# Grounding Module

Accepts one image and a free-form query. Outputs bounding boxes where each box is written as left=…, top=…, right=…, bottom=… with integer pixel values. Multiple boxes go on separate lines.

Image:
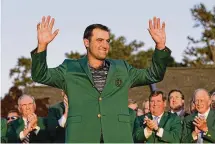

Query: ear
left=208, top=99, right=212, bottom=106
left=182, top=99, right=184, bottom=104
left=33, top=103, right=36, bottom=111
left=18, top=105, right=21, bottom=113
left=83, top=38, right=90, bottom=48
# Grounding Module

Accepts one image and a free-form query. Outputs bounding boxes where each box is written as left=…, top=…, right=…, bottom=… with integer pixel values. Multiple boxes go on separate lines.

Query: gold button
left=99, top=97, right=102, bottom=101
left=98, top=114, right=101, bottom=118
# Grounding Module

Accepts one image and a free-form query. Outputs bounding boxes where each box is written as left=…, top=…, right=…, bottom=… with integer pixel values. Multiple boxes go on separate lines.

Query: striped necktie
left=197, top=115, right=205, bottom=143
left=22, top=120, right=30, bottom=144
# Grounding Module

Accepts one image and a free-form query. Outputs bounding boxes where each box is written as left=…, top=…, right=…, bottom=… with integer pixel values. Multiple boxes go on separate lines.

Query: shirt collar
left=88, top=60, right=109, bottom=70
left=171, top=109, right=184, bottom=116
left=198, top=108, right=210, bottom=119
left=22, top=117, right=28, bottom=126
left=152, top=112, right=164, bottom=119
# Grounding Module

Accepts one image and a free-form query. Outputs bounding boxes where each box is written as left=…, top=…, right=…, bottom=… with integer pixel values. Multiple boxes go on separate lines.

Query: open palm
left=148, top=17, right=166, bottom=49
left=37, top=16, right=59, bottom=46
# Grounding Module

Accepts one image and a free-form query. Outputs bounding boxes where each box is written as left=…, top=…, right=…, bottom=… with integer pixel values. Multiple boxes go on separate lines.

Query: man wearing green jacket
left=182, top=89, right=215, bottom=143
left=47, top=91, right=68, bottom=143
left=133, top=91, right=182, bottom=143
left=7, top=95, right=49, bottom=143
left=31, top=16, right=171, bottom=143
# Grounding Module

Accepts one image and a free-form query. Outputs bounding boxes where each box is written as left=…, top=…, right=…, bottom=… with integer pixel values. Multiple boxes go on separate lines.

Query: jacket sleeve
left=6, top=122, right=20, bottom=143
left=133, top=116, right=149, bottom=143
left=202, top=124, right=215, bottom=142
left=47, top=107, right=60, bottom=138
left=125, top=47, right=171, bottom=88
left=159, top=116, right=182, bottom=143
left=31, top=48, right=67, bottom=90
left=181, top=117, right=197, bottom=143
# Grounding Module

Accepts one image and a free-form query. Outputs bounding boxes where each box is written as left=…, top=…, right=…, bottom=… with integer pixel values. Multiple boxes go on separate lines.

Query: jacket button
left=98, top=114, right=101, bottom=118
left=99, top=97, right=102, bottom=101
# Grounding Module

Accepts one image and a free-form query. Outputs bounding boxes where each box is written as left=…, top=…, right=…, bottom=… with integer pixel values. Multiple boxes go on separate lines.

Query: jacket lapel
left=78, top=56, right=94, bottom=85
left=207, top=109, right=215, bottom=128
left=101, top=59, right=117, bottom=96
left=16, top=118, right=25, bottom=135
left=159, top=112, right=169, bottom=128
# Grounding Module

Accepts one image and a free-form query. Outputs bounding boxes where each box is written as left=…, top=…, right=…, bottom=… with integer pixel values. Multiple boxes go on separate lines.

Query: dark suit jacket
left=47, top=102, right=65, bottom=143
left=31, top=48, right=171, bottom=143
left=6, top=117, right=49, bottom=143
left=133, top=111, right=182, bottom=143
left=181, top=109, right=215, bottom=143
left=1, top=118, right=7, bottom=143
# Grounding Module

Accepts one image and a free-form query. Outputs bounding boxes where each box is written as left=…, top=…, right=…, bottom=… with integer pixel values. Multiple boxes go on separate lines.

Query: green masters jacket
left=1, top=118, right=7, bottom=143
left=47, top=102, right=65, bottom=143
left=181, top=109, right=215, bottom=143
left=7, top=117, right=49, bottom=143
left=129, top=108, right=137, bottom=133
left=133, top=112, right=182, bottom=143
left=31, top=47, right=171, bottom=143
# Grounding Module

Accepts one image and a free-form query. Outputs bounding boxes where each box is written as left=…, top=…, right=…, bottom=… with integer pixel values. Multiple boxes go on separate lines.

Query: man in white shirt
left=168, top=89, right=189, bottom=119
left=7, top=94, right=49, bottom=143
left=133, top=90, right=182, bottom=143
left=182, top=88, right=215, bottom=143
left=47, top=90, right=68, bottom=143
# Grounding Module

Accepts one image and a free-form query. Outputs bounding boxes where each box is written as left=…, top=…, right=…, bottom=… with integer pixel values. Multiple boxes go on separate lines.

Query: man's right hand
left=37, top=16, right=59, bottom=53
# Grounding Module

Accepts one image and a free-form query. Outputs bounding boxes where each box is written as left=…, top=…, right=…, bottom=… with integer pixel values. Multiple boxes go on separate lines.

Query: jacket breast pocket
left=118, top=114, right=130, bottom=123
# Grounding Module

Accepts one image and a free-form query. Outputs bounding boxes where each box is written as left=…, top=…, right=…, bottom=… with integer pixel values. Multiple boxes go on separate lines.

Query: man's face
left=169, top=91, right=184, bottom=111
left=143, top=101, right=150, bottom=114
left=150, top=94, right=166, bottom=116
left=128, top=103, right=138, bottom=111
left=194, top=90, right=211, bottom=114
left=18, top=96, right=36, bottom=118
left=84, top=28, right=110, bottom=60
left=211, top=95, right=215, bottom=109
left=7, top=112, right=19, bottom=124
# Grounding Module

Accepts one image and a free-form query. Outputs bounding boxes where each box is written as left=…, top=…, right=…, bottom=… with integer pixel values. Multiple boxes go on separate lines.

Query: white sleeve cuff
left=156, top=128, right=164, bottom=137
left=34, top=126, right=40, bottom=135
left=144, top=127, right=152, bottom=139
left=58, top=115, right=67, bottom=128
left=19, top=131, right=25, bottom=141
left=192, top=132, right=198, bottom=140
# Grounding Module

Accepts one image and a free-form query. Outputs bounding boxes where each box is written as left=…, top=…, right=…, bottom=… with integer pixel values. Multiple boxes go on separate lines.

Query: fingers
left=51, top=29, right=59, bottom=39
left=153, top=17, right=157, bottom=29
left=162, top=22, right=165, bottom=31
left=45, top=16, right=51, bottom=28
left=41, top=16, right=45, bottom=28
left=148, top=17, right=163, bottom=30
left=37, top=23, right=41, bottom=31
left=49, top=18, right=55, bottom=30
left=40, top=15, right=55, bottom=30
left=157, top=18, right=160, bottom=29
left=149, top=20, right=153, bottom=30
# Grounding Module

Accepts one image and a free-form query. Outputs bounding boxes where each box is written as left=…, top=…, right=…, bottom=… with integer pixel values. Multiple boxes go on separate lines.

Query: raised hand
left=148, top=17, right=166, bottom=50
left=37, top=16, right=59, bottom=52
left=27, top=113, right=38, bottom=130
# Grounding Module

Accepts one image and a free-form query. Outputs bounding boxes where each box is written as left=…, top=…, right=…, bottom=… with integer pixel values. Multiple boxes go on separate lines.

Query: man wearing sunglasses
left=6, top=110, right=20, bottom=124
